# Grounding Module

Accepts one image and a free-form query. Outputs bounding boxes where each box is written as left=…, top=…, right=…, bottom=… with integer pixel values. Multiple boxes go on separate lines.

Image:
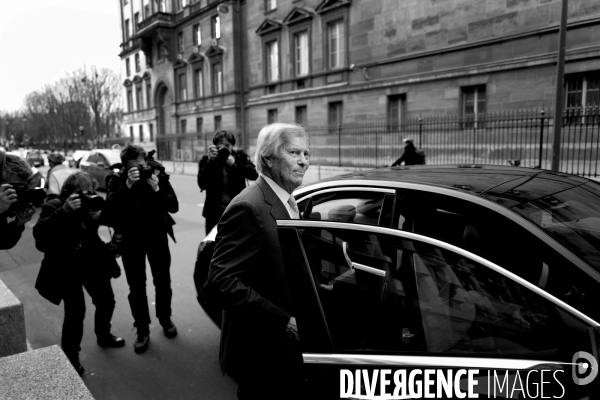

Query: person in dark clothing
left=197, top=130, right=258, bottom=234
left=104, top=144, right=179, bottom=354
left=0, top=152, right=37, bottom=249
left=33, top=172, right=125, bottom=376
left=391, top=138, right=426, bottom=166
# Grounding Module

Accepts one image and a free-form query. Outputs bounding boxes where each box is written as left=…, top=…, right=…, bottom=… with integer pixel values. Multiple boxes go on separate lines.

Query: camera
left=137, top=165, right=154, bottom=181
left=8, top=183, right=46, bottom=212
left=76, top=190, right=105, bottom=212
left=217, top=145, right=231, bottom=161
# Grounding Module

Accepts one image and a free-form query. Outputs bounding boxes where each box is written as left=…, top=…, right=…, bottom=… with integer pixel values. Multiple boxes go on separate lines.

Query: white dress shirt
left=261, top=174, right=295, bottom=218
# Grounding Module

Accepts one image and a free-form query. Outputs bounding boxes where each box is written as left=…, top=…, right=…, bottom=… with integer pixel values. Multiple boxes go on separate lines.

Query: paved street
left=0, top=172, right=238, bottom=400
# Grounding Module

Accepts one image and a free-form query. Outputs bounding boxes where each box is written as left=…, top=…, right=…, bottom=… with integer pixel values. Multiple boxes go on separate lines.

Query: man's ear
left=262, top=155, right=272, bottom=168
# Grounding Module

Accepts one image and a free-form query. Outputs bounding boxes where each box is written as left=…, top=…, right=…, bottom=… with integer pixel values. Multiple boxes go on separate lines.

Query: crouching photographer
left=0, top=151, right=40, bottom=249
left=33, top=171, right=125, bottom=375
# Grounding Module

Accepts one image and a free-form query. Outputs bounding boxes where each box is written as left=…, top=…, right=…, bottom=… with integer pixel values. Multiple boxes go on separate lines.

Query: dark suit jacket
left=205, top=176, right=294, bottom=376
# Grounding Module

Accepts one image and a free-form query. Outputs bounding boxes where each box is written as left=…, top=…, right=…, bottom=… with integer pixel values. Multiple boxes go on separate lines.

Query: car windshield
left=505, top=182, right=600, bottom=269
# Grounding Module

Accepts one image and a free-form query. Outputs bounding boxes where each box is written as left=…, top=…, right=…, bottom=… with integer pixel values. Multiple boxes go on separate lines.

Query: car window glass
left=98, top=155, right=107, bottom=164
left=300, top=191, right=386, bottom=226
left=396, top=190, right=600, bottom=322
left=297, top=226, right=565, bottom=358
left=87, top=154, right=99, bottom=163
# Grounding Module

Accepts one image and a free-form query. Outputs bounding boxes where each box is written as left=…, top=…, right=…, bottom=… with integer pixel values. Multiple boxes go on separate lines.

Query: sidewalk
left=158, top=160, right=368, bottom=186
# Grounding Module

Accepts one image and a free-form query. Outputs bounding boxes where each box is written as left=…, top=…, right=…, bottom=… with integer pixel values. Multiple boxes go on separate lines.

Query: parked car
left=23, top=150, right=44, bottom=167
left=68, top=150, right=91, bottom=168
left=194, top=165, right=600, bottom=398
left=79, top=149, right=122, bottom=190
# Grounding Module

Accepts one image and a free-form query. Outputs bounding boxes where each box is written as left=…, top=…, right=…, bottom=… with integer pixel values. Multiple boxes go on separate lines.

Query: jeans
left=121, top=234, right=172, bottom=330
left=61, top=275, right=116, bottom=359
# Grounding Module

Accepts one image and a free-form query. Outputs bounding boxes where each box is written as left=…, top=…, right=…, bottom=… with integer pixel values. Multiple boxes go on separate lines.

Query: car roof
left=310, top=165, right=594, bottom=204
left=90, top=149, right=121, bottom=165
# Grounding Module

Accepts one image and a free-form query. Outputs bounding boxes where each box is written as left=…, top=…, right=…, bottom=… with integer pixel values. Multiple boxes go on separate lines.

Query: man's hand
left=207, top=145, right=218, bottom=160
left=285, top=316, right=299, bottom=342
left=14, top=206, right=35, bottom=226
left=89, top=210, right=102, bottom=220
left=147, top=174, right=159, bottom=192
left=225, top=155, right=235, bottom=167
left=0, top=184, right=17, bottom=215
left=126, top=167, right=140, bottom=188
left=63, top=193, right=81, bottom=212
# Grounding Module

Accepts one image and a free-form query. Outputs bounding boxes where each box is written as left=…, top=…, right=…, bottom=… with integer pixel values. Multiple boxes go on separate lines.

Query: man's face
left=268, top=135, right=310, bottom=194
left=126, top=155, right=146, bottom=170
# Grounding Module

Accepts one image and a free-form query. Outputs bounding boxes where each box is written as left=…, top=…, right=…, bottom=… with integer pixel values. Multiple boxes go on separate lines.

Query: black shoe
left=134, top=330, right=150, bottom=354
left=160, top=318, right=178, bottom=339
left=97, top=334, right=126, bottom=348
left=67, top=356, right=85, bottom=376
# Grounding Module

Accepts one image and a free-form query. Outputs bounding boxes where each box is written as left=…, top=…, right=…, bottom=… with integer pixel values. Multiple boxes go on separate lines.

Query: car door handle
left=402, top=328, right=415, bottom=344
left=342, top=242, right=386, bottom=277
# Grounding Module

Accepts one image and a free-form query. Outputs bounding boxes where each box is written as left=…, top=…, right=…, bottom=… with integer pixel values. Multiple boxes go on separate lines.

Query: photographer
left=33, top=172, right=125, bottom=376
left=197, top=130, right=258, bottom=234
left=104, top=144, right=179, bottom=354
left=0, top=153, right=38, bottom=250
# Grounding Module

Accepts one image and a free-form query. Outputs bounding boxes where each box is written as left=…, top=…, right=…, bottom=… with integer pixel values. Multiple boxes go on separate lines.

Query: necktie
left=287, top=196, right=300, bottom=219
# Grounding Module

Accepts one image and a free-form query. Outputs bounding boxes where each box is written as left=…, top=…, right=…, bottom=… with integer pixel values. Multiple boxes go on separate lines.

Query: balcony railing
left=137, top=12, right=176, bottom=36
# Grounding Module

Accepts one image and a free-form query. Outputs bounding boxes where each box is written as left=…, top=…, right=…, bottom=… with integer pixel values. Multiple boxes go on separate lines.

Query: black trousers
left=61, top=274, right=116, bottom=359
left=121, top=235, right=172, bottom=329
left=230, top=335, right=305, bottom=400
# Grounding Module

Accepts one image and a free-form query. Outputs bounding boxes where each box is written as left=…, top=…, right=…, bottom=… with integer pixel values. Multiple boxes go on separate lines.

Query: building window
left=181, top=119, right=187, bottom=134
left=134, top=13, right=139, bottom=34
left=294, top=31, right=309, bottom=77
left=194, top=68, right=203, bottom=98
left=146, top=82, right=152, bottom=108
left=177, top=0, right=184, bottom=11
left=135, top=54, right=141, bottom=72
left=565, top=72, right=600, bottom=123
left=139, top=125, right=144, bottom=142
left=266, top=40, right=279, bottom=82
left=196, top=117, right=203, bottom=134
left=127, top=88, right=133, bottom=112
left=158, top=0, right=167, bottom=12
left=212, top=62, right=223, bottom=94
left=295, top=106, right=307, bottom=126
left=124, top=0, right=129, bottom=5
left=125, top=19, right=130, bottom=40
left=178, top=32, right=184, bottom=53
left=267, top=109, right=278, bottom=124
left=212, top=15, right=220, bottom=39
left=214, top=115, right=222, bottom=131
left=327, top=19, right=345, bottom=70
left=193, top=24, right=201, bottom=46
left=461, top=85, right=486, bottom=127
left=178, top=71, right=187, bottom=101
left=126, top=59, right=131, bottom=76
left=328, top=101, right=343, bottom=131
left=265, top=0, right=276, bottom=12
left=130, top=126, right=134, bottom=141
left=387, top=94, right=407, bottom=131
left=144, top=4, right=150, bottom=18
left=135, top=84, right=143, bottom=111
left=149, top=123, right=154, bottom=141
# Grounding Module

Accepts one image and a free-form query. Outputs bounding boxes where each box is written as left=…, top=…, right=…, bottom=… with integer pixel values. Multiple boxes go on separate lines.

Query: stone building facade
left=119, top=0, right=600, bottom=156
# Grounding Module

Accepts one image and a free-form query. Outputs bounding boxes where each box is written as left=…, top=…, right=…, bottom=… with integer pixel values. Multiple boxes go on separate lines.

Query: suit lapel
left=256, top=176, right=289, bottom=220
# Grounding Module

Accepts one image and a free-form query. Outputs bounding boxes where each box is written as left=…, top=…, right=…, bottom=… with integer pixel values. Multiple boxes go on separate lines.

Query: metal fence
left=156, top=107, right=600, bottom=178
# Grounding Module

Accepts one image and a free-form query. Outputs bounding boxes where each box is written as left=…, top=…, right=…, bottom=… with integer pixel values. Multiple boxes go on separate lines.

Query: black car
left=195, top=165, right=600, bottom=399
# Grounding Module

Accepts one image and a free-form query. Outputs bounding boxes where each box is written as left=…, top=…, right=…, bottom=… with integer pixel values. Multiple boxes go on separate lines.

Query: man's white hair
left=254, top=123, right=308, bottom=174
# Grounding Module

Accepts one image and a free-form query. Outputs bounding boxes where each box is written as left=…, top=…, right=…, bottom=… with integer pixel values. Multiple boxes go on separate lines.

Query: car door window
left=98, top=155, right=108, bottom=166
left=87, top=154, right=99, bottom=164
left=296, top=225, right=566, bottom=358
left=297, top=190, right=392, bottom=226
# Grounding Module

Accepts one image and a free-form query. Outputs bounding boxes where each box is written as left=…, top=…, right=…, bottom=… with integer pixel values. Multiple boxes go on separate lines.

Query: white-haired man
left=206, top=123, right=310, bottom=400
